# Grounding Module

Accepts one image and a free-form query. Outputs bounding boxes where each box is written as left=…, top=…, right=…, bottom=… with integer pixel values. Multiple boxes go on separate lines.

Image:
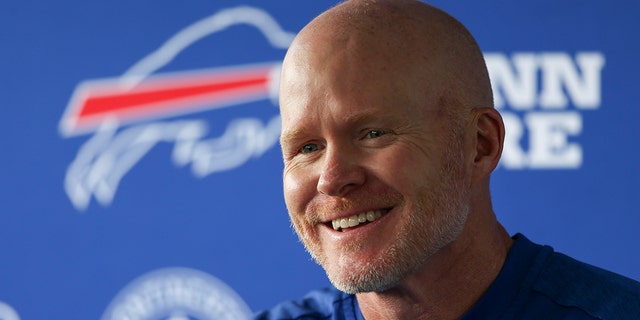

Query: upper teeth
left=331, top=210, right=383, bottom=231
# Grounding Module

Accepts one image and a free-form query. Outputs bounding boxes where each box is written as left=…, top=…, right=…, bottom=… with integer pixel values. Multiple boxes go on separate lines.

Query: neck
left=355, top=209, right=513, bottom=320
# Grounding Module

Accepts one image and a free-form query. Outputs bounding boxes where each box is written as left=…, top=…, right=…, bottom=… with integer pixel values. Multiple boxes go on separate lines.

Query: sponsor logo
left=59, top=6, right=295, bottom=211
left=486, top=52, right=605, bottom=169
left=101, top=267, right=252, bottom=320
left=0, top=301, right=20, bottom=320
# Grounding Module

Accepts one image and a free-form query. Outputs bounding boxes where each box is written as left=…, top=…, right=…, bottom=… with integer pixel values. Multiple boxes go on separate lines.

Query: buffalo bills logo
left=59, top=7, right=295, bottom=211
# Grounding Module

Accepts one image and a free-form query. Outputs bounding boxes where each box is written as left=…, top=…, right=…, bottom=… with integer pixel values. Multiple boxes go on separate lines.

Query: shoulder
left=253, top=287, right=357, bottom=320
left=533, top=249, right=640, bottom=318
left=485, top=234, right=640, bottom=320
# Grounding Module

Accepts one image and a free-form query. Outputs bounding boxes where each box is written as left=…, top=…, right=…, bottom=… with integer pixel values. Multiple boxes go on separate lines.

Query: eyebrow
left=280, top=109, right=389, bottom=145
left=280, top=128, right=306, bottom=147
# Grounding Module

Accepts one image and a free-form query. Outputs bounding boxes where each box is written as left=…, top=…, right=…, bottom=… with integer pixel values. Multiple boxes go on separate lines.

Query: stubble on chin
left=327, top=188, right=469, bottom=294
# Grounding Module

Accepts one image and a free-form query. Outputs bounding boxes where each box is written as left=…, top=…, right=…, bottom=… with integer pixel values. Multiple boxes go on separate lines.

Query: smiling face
left=279, top=0, right=496, bottom=294
left=279, top=12, right=478, bottom=295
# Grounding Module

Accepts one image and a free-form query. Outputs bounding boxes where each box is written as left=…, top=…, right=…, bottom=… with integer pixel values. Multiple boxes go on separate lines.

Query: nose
left=317, top=145, right=366, bottom=196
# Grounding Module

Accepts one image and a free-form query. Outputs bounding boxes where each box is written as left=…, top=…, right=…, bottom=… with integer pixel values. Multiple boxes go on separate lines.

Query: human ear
left=472, top=107, right=505, bottom=181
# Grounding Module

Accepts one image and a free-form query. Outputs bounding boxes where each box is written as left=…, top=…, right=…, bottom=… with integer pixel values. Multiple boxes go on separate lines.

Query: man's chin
left=324, top=262, right=405, bottom=294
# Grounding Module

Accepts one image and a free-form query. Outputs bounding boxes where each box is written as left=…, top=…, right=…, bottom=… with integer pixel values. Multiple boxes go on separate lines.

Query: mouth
left=327, top=209, right=390, bottom=232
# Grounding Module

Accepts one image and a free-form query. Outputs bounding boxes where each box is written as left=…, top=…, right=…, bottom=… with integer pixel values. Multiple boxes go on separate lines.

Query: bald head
left=281, top=0, right=493, bottom=120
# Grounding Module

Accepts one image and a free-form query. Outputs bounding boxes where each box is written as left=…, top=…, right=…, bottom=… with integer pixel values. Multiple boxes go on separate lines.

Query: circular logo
left=0, top=301, right=20, bottom=320
left=101, top=267, right=252, bottom=320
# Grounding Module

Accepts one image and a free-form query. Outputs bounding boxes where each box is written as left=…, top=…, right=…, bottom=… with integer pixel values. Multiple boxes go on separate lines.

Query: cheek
left=283, top=167, right=317, bottom=214
left=368, top=145, right=435, bottom=193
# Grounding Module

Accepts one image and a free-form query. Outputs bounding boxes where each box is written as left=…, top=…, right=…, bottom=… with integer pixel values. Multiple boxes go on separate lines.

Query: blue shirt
left=254, top=234, right=640, bottom=319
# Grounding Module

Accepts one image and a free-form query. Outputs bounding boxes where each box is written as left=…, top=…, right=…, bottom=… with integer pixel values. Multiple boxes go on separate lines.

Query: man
left=255, top=0, right=640, bottom=319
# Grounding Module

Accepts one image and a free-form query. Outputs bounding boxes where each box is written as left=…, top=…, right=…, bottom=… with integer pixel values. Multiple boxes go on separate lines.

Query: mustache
left=305, top=191, right=403, bottom=223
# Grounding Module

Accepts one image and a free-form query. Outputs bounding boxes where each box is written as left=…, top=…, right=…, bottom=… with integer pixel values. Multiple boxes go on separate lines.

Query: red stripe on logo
left=61, top=64, right=276, bottom=136
left=79, top=75, right=268, bottom=118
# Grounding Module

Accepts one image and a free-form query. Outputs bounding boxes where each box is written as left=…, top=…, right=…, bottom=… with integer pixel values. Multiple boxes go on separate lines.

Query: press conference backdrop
left=1, top=0, right=638, bottom=318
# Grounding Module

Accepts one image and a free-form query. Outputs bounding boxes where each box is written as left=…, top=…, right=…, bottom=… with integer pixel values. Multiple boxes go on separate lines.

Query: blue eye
left=301, top=144, right=319, bottom=154
left=366, top=130, right=386, bottom=138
